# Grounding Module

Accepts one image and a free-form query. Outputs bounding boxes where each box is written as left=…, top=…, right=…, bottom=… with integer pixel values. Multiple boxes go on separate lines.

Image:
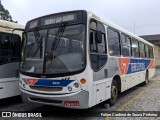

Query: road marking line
left=105, top=80, right=160, bottom=120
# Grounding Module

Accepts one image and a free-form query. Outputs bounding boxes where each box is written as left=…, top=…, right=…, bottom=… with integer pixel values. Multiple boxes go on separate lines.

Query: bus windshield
left=21, top=24, right=85, bottom=74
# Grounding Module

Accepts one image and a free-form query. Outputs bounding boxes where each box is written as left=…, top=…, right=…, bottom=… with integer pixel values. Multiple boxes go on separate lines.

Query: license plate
left=64, top=101, right=79, bottom=106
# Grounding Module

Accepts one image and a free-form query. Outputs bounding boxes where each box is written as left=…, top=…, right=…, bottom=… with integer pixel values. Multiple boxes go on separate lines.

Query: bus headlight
left=74, top=83, right=79, bottom=88
left=68, top=86, right=72, bottom=91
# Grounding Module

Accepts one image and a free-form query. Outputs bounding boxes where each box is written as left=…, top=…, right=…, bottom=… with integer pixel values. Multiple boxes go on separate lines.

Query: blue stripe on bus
left=34, top=79, right=74, bottom=87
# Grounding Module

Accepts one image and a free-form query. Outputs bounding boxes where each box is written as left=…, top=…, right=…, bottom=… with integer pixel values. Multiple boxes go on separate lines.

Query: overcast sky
left=2, top=0, right=160, bottom=36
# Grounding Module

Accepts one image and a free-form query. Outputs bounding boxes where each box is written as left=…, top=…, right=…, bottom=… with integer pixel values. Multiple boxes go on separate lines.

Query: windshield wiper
left=51, top=23, right=66, bottom=51
left=33, top=29, right=43, bottom=58
left=43, top=23, right=66, bottom=73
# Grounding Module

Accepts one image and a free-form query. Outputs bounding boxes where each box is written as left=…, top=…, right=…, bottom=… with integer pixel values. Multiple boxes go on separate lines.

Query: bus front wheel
left=108, top=80, right=118, bottom=106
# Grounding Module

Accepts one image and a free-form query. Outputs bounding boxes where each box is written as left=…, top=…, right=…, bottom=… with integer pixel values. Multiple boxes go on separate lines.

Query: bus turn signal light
left=80, top=78, right=86, bottom=84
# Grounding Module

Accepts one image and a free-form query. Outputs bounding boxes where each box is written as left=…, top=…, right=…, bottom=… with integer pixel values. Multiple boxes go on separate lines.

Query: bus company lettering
left=118, top=57, right=148, bottom=75
left=130, top=63, right=145, bottom=72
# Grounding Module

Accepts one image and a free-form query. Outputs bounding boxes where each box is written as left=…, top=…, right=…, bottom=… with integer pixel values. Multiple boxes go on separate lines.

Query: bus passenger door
left=89, top=20, right=107, bottom=81
left=89, top=20, right=108, bottom=104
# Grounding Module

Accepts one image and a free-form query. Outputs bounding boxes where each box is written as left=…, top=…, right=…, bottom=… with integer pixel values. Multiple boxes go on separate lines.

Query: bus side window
left=139, top=42, right=145, bottom=58
left=145, top=44, right=149, bottom=58
left=149, top=46, right=154, bottom=59
left=11, top=34, right=21, bottom=62
left=90, top=31, right=96, bottom=52
left=0, top=33, right=21, bottom=64
left=89, top=20, right=107, bottom=71
left=90, top=21, right=97, bottom=53
left=131, top=39, right=139, bottom=58
left=0, top=34, right=11, bottom=64
left=107, top=28, right=120, bottom=56
left=121, top=34, right=131, bottom=57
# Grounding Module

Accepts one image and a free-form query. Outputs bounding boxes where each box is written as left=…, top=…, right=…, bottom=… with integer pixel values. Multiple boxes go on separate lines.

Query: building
left=140, top=34, right=160, bottom=68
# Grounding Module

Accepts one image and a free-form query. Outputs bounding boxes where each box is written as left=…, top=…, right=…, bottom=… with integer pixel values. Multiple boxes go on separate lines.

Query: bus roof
left=25, top=10, right=153, bottom=47
left=0, top=20, right=24, bottom=29
left=86, top=10, right=153, bottom=46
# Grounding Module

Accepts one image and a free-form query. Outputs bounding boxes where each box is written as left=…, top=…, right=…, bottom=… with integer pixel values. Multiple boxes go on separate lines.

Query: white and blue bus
left=19, top=10, right=155, bottom=109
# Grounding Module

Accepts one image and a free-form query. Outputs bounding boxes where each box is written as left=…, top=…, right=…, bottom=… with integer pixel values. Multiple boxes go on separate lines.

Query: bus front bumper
left=21, top=88, right=89, bottom=109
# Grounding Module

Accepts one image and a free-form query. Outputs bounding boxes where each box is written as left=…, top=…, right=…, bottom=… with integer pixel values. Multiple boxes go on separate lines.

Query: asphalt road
left=1, top=69, right=160, bottom=120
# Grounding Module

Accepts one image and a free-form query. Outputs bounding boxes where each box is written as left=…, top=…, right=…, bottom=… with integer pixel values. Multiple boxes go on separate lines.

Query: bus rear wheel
left=108, top=80, right=118, bottom=106
left=142, top=71, right=149, bottom=85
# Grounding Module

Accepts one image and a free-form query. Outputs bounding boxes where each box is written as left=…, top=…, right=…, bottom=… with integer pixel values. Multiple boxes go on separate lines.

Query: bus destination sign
left=26, top=11, right=85, bottom=30
left=43, top=14, right=77, bottom=26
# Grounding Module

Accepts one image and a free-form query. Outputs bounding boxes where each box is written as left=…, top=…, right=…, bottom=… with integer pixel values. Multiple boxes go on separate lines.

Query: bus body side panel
left=14, top=80, right=21, bottom=96
left=0, top=63, right=19, bottom=78
left=118, top=57, right=155, bottom=91
left=91, top=56, right=120, bottom=106
left=91, top=79, right=112, bottom=106
left=0, top=82, right=14, bottom=99
left=91, top=56, right=155, bottom=104
left=121, top=71, right=145, bottom=92
left=0, top=62, right=20, bottom=98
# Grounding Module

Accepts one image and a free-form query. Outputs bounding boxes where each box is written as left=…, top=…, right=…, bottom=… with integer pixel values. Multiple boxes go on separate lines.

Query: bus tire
left=142, top=71, right=149, bottom=85
left=108, top=80, right=118, bottom=106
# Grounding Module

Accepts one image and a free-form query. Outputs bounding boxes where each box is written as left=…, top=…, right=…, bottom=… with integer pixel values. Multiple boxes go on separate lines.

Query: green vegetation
left=0, top=0, right=17, bottom=22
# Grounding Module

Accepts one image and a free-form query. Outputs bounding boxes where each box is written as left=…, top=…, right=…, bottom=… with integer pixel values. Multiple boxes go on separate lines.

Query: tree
left=0, top=0, right=16, bottom=22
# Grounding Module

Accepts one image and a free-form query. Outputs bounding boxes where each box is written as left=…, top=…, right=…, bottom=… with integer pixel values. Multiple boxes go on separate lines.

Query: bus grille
left=29, top=86, right=63, bottom=92
left=29, top=97, right=62, bottom=104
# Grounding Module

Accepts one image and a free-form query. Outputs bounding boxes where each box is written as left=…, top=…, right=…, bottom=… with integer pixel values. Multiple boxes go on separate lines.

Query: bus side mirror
left=96, top=31, right=102, bottom=43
